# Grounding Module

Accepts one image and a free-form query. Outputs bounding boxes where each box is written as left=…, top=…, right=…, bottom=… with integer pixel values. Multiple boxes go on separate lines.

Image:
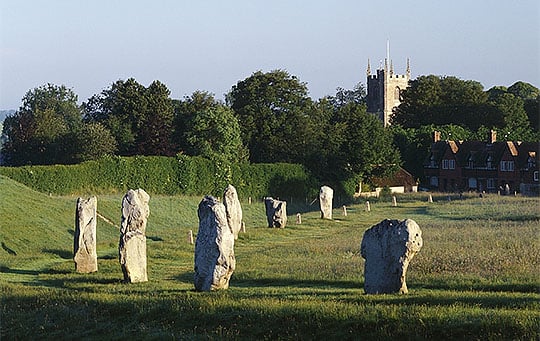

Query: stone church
left=366, top=51, right=410, bottom=127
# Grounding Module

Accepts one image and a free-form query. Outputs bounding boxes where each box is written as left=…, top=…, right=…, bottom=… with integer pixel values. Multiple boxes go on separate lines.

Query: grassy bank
left=1, top=175, right=539, bottom=339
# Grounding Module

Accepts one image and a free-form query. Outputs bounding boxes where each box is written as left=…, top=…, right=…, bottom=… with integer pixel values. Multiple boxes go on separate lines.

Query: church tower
left=366, top=44, right=410, bottom=127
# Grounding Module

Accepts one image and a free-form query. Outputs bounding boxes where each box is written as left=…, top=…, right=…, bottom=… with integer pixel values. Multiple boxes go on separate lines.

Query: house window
left=534, top=171, right=539, bottom=182
left=486, top=155, right=493, bottom=169
left=429, top=155, right=436, bottom=168
left=430, top=176, right=438, bottom=187
left=442, top=160, right=449, bottom=169
left=487, top=178, right=496, bottom=189
left=528, top=157, right=536, bottom=169
left=500, top=161, right=515, bottom=172
left=449, top=159, right=455, bottom=169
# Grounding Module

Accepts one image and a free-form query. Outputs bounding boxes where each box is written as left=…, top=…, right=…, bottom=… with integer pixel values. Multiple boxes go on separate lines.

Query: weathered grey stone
left=264, top=197, right=287, bottom=228
left=319, top=186, right=333, bottom=219
left=119, top=189, right=150, bottom=283
left=223, top=184, right=243, bottom=240
left=74, top=196, right=98, bottom=273
left=360, top=219, right=423, bottom=294
left=194, top=196, right=236, bottom=291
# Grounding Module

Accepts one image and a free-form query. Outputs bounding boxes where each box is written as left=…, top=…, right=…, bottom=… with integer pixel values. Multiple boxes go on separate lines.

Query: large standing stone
left=194, top=196, right=236, bottom=291
left=119, top=189, right=150, bottom=283
left=264, top=197, right=287, bottom=228
left=74, top=196, right=98, bottom=273
left=360, top=219, right=423, bottom=294
left=319, top=186, right=333, bottom=219
left=223, top=184, right=243, bottom=240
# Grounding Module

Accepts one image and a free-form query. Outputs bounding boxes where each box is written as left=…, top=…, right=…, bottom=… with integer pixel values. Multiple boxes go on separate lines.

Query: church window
left=394, top=87, right=401, bottom=100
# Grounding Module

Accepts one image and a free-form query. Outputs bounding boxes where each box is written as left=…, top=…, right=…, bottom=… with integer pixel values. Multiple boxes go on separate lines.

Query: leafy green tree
left=136, top=80, right=175, bottom=156
left=74, top=122, right=117, bottom=161
left=335, top=103, right=400, bottom=182
left=507, top=81, right=540, bottom=100
left=174, top=91, right=247, bottom=163
left=488, top=92, right=532, bottom=141
left=84, top=78, right=174, bottom=156
left=84, top=78, right=146, bottom=155
left=393, top=75, right=491, bottom=130
left=325, top=82, right=366, bottom=108
left=1, top=84, right=82, bottom=165
left=227, top=70, right=315, bottom=163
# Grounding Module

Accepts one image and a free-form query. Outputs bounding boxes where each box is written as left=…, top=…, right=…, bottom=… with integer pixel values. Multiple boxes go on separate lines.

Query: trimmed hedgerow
left=0, top=155, right=318, bottom=199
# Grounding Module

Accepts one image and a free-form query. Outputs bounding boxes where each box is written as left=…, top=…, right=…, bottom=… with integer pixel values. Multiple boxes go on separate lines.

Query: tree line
left=1, top=70, right=538, bottom=187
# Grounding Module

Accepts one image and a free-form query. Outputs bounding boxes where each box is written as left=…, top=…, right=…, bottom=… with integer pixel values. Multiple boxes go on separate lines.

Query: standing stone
left=119, top=189, right=150, bottom=283
left=194, top=196, right=236, bottom=291
left=342, top=205, right=347, bottom=216
left=74, top=196, right=98, bottom=273
left=360, top=219, right=423, bottom=294
left=223, top=184, right=243, bottom=240
left=365, top=201, right=371, bottom=212
left=319, top=186, right=333, bottom=219
left=428, top=194, right=433, bottom=203
left=392, top=196, right=397, bottom=207
left=296, top=213, right=302, bottom=224
left=264, top=197, right=287, bottom=228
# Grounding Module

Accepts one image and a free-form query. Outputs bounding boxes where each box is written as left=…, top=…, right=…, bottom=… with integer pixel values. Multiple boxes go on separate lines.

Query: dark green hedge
left=0, top=155, right=318, bottom=199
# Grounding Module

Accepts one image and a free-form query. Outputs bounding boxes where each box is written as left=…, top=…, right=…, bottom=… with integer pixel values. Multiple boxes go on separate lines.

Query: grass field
left=1, top=175, right=539, bottom=339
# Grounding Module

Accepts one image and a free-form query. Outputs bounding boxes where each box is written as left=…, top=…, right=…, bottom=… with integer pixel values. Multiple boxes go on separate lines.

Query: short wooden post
left=248, top=197, right=252, bottom=205
left=428, top=194, right=433, bottom=203
left=296, top=213, right=302, bottom=224
left=365, top=201, right=371, bottom=212
left=342, top=205, right=347, bottom=216
left=241, top=221, right=246, bottom=233
left=188, top=230, right=194, bottom=244
left=392, top=196, right=397, bottom=207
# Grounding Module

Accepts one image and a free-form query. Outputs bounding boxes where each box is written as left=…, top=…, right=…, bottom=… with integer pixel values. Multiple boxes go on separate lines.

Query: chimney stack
left=433, top=131, right=441, bottom=143
left=488, top=130, right=497, bottom=144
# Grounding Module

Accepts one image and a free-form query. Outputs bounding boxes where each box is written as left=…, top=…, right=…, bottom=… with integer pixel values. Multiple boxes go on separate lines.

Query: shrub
left=0, top=155, right=318, bottom=199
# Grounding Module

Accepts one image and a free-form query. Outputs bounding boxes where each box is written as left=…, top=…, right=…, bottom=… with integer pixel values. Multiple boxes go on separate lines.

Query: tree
left=174, top=91, right=247, bottom=163
left=84, top=78, right=175, bottom=156
left=227, top=70, right=315, bottom=163
left=325, top=82, right=366, bottom=108
left=135, top=80, right=175, bottom=156
left=74, top=122, right=117, bottom=162
left=1, top=84, right=82, bottom=165
left=393, top=75, right=491, bottom=130
left=335, top=103, right=400, bottom=182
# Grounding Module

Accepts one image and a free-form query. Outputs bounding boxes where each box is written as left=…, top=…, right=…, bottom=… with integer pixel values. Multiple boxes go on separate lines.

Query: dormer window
left=429, top=155, right=437, bottom=168
left=467, top=156, right=474, bottom=168
left=528, top=156, right=536, bottom=169
left=486, top=155, right=493, bottom=169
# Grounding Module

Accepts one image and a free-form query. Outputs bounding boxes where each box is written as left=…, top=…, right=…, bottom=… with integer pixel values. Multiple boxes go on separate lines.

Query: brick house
left=424, top=131, right=539, bottom=195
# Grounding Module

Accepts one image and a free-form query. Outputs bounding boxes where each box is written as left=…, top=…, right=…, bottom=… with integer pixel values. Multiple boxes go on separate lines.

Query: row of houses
left=424, top=130, right=539, bottom=195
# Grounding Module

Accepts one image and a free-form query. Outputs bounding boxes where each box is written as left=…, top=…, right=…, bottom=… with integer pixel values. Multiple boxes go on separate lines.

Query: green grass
left=1, top=175, right=539, bottom=339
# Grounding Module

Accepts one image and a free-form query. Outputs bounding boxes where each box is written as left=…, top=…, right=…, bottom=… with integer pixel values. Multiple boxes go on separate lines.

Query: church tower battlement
left=366, top=44, right=410, bottom=127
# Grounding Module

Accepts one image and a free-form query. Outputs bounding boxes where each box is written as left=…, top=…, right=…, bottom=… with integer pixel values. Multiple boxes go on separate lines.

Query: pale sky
left=1, top=0, right=539, bottom=110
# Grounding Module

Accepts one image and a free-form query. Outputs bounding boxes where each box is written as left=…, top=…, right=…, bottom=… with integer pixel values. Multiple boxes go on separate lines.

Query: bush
left=0, top=155, right=318, bottom=199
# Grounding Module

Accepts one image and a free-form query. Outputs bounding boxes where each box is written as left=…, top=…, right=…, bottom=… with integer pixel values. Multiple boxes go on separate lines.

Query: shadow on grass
left=42, top=248, right=72, bottom=259
left=412, top=280, right=540, bottom=294
left=0, top=266, right=40, bottom=276
left=233, top=276, right=360, bottom=290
